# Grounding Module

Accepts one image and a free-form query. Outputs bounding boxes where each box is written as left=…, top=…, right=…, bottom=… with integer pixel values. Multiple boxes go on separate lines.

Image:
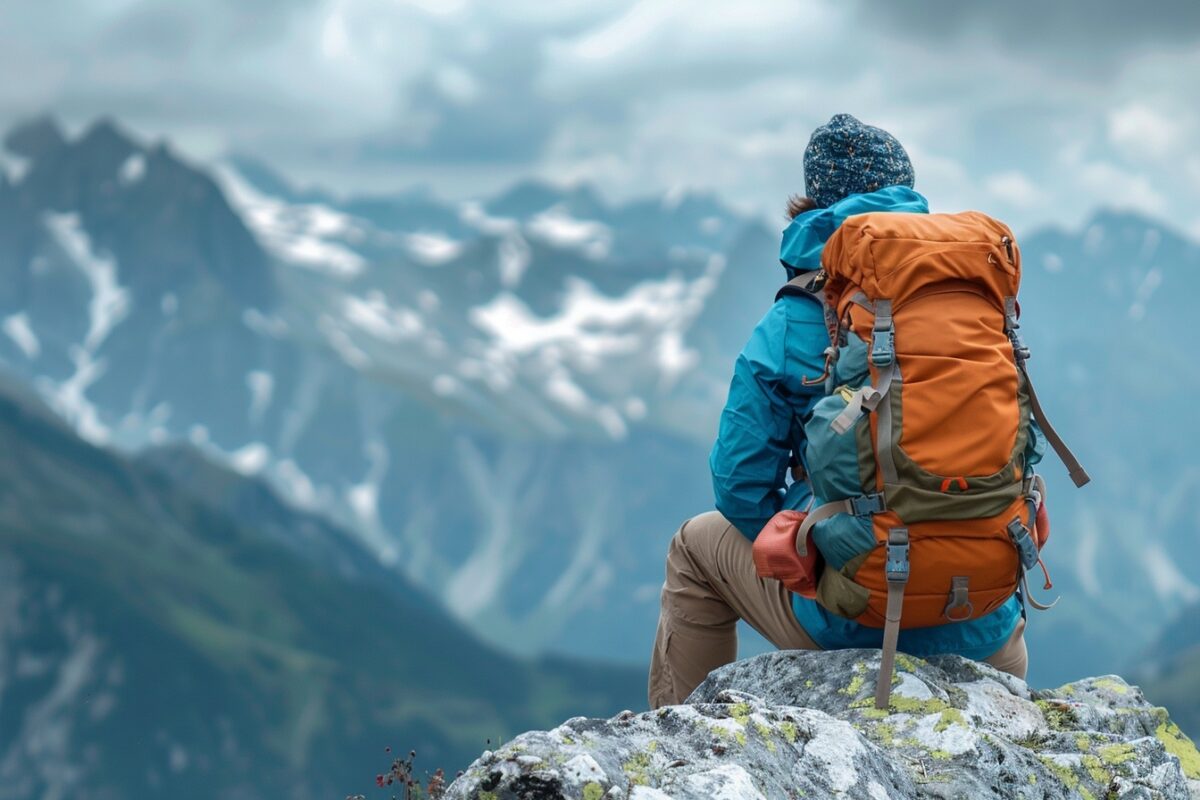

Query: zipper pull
left=1001, top=235, right=1015, bottom=265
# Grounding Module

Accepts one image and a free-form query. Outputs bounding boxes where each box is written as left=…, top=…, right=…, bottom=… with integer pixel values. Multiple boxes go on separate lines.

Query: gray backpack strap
left=775, top=270, right=825, bottom=302
left=875, top=527, right=910, bottom=709
left=1023, top=370, right=1090, bottom=488
left=1004, top=297, right=1090, bottom=488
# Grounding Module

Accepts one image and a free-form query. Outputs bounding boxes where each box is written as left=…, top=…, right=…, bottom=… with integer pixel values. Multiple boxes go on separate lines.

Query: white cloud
left=984, top=171, right=1041, bottom=208
left=3, top=0, right=1199, bottom=235
left=542, top=0, right=841, bottom=92
left=434, top=64, right=480, bottom=105
left=1107, top=104, right=1180, bottom=160
left=1077, top=160, right=1169, bottom=217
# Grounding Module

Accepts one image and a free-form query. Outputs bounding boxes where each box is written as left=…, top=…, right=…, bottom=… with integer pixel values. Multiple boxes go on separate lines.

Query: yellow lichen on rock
left=1155, top=716, right=1200, bottom=780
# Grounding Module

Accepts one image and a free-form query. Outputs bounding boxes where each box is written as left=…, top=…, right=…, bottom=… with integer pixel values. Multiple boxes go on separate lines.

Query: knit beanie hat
left=803, top=114, right=915, bottom=208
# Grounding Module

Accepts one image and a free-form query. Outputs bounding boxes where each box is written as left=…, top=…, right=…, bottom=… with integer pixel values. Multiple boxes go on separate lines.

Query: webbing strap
left=864, top=361, right=895, bottom=411
left=1022, top=366, right=1091, bottom=488
left=848, top=291, right=875, bottom=312
left=829, top=360, right=895, bottom=434
left=1021, top=571, right=1059, bottom=611
left=870, top=299, right=895, bottom=367
left=775, top=270, right=824, bottom=302
left=795, top=494, right=886, bottom=551
left=1003, top=296, right=1089, bottom=488
left=875, top=365, right=901, bottom=486
left=875, top=527, right=909, bottom=710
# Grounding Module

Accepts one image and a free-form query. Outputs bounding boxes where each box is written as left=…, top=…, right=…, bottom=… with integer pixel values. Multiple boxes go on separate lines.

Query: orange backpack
left=783, top=210, right=1089, bottom=707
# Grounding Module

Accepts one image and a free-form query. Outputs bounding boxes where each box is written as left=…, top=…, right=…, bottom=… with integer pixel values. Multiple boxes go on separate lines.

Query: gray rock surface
left=445, top=650, right=1200, bottom=799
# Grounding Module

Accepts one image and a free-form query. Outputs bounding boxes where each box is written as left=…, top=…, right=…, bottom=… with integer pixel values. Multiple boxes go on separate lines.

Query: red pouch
left=752, top=510, right=822, bottom=600
left=1035, top=497, right=1050, bottom=548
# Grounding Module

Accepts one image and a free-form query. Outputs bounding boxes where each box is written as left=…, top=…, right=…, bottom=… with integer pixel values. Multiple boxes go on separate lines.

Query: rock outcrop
left=446, top=650, right=1200, bottom=799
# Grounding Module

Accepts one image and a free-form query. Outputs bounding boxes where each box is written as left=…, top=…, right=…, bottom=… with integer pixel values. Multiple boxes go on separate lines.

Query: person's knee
left=664, top=511, right=733, bottom=592
left=671, top=511, right=731, bottom=559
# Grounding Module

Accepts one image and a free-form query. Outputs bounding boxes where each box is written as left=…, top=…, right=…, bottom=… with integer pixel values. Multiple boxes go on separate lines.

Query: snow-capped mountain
left=1, top=115, right=1197, bottom=685
left=0, top=116, right=774, bottom=661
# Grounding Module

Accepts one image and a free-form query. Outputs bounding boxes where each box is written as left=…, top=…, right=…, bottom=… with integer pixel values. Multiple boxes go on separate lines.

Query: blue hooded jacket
left=709, top=185, right=1025, bottom=660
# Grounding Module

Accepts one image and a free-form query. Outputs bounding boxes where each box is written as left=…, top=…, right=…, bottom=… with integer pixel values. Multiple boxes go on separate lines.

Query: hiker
left=648, top=114, right=1087, bottom=710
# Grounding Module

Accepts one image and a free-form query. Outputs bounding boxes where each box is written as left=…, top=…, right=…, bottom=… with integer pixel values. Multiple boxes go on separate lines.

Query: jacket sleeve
left=709, top=297, right=827, bottom=539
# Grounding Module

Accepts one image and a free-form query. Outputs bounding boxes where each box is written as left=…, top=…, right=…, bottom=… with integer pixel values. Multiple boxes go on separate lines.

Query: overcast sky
left=3, top=0, right=1199, bottom=236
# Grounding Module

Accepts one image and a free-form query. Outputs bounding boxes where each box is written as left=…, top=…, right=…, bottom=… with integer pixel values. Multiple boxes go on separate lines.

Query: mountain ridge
left=0, top=114, right=1196, bottom=692
left=0, top=367, right=646, bottom=799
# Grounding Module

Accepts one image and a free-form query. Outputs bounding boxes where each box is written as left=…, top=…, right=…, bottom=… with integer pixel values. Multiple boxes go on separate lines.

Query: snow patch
left=1, top=151, right=30, bottom=183
left=118, top=153, right=146, bottom=185
left=215, top=165, right=366, bottom=278
left=318, top=315, right=370, bottom=369
left=526, top=205, right=611, bottom=259
left=3, top=313, right=40, bottom=358
left=1141, top=541, right=1200, bottom=605
left=544, top=371, right=590, bottom=412
left=498, top=234, right=531, bottom=287
left=242, top=308, right=289, bottom=338
left=460, top=200, right=531, bottom=287
left=1128, top=267, right=1162, bottom=321
left=231, top=442, right=270, bottom=475
left=342, top=291, right=422, bottom=342
left=188, top=425, right=209, bottom=446
left=246, top=370, right=274, bottom=422
left=346, top=441, right=388, bottom=535
left=35, top=346, right=110, bottom=444
left=405, top=232, right=463, bottom=265
left=466, top=261, right=718, bottom=436
left=276, top=459, right=318, bottom=509
left=595, top=406, right=627, bottom=439
left=44, top=212, right=131, bottom=353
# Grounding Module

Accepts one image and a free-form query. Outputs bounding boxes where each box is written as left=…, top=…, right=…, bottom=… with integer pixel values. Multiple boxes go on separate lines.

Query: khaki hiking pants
left=648, top=510, right=1028, bottom=709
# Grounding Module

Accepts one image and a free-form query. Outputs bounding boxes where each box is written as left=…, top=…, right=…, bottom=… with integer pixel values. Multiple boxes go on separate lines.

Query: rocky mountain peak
left=2, top=115, right=66, bottom=160
left=446, top=650, right=1200, bottom=799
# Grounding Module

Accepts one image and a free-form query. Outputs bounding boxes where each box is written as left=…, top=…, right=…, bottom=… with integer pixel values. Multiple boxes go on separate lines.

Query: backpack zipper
left=1001, top=235, right=1015, bottom=265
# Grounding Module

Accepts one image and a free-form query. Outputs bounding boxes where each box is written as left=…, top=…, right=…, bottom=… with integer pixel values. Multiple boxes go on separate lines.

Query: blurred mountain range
left=0, top=371, right=644, bottom=799
left=0, top=116, right=1197, bottom=764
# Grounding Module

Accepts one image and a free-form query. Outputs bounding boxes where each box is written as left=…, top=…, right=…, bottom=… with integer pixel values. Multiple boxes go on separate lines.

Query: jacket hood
left=779, top=186, right=929, bottom=279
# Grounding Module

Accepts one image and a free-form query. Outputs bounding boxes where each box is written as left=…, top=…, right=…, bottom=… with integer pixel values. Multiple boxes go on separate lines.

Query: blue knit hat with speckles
left=803, top=114, right=915, bottom=208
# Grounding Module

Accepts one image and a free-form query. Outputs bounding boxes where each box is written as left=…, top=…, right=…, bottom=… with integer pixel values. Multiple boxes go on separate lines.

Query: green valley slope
left=0, top=375, right=644, bottom=800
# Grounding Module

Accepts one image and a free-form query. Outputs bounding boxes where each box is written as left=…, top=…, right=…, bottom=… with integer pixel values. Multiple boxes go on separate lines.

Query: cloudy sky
left=3, top=0, right=1199, bottom=235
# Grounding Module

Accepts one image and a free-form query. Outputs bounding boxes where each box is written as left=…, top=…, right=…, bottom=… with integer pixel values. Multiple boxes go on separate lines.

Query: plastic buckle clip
left=870, top=322, right=895, bottom=367
left=1006, top=316, right=1031, bottom=363
left=849, top=493, right=886, bottom=516
left=885, top=528, right=910, bottom=584
left=1007, top=518, right=1039, bottom=572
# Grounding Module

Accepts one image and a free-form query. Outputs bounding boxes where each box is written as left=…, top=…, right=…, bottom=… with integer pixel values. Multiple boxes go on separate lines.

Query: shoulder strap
left=775, top=270, right=825, bottom=302
left=1004, top=297, right=1090, bottom=488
